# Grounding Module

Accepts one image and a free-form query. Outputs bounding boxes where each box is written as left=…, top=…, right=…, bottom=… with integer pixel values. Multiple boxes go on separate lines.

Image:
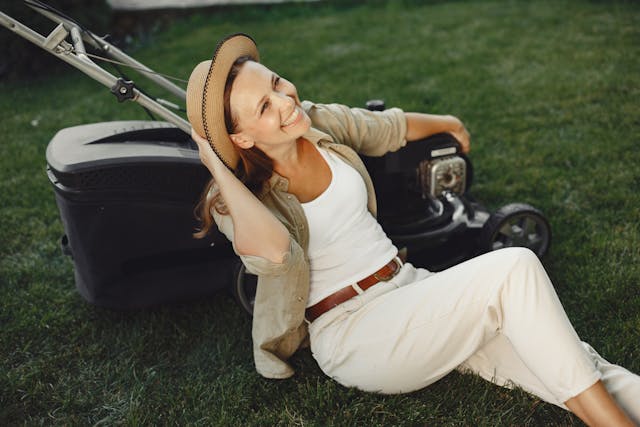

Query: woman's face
left=229, top=61, right=311, bottom=153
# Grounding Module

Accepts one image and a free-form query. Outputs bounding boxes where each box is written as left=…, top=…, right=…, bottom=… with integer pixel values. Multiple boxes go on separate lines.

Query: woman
left=186, top=34, right=639, bottom=425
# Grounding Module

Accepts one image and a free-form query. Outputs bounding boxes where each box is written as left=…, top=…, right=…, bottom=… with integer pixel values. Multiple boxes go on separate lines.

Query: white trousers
left=308, top=248, right=640, bottom=422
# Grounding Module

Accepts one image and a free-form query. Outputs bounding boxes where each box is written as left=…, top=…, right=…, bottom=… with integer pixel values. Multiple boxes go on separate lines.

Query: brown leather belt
left=305, top=257, right=403, bottom=323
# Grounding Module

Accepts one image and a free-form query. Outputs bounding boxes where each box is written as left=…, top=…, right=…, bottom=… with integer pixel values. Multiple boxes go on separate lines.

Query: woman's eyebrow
left=255, top=73, right=278, bottom=115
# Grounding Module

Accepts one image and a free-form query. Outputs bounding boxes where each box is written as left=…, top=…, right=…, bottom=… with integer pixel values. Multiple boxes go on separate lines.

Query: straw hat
left=186, top=33, right=260, bottom=170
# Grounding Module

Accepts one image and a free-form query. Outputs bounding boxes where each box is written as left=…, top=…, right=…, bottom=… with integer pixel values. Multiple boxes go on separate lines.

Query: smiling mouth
left=281, top=107, right=300, bottom=127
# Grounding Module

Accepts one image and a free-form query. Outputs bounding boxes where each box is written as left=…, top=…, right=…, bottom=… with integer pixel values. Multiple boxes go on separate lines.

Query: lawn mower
left=1, top=1, right=551, bottom=315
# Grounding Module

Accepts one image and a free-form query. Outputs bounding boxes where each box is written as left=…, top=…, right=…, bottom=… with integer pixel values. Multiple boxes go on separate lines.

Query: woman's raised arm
left=192, top=129, right=290, bottom=264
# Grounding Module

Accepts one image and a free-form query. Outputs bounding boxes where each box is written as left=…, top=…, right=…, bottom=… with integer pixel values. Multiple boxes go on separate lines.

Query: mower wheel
left=480, top=203, right=551, bottom=258
left=232, top=261, right=257, bottom=316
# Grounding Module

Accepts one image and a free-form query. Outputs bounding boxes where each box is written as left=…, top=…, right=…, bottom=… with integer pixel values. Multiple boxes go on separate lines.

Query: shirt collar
left=302, top=126, right=333, bottom=146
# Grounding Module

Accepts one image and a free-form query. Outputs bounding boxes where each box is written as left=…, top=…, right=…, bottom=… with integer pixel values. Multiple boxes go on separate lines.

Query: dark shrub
left=1, top=0, right=111, bottom=80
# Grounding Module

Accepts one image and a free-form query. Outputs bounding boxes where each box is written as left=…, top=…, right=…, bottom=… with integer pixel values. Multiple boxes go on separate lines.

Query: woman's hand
left=447, top=117, right=471, bottom=154
left=191, top=128, right=224, bottom=175
left=405, top=113, right=471, bottom=154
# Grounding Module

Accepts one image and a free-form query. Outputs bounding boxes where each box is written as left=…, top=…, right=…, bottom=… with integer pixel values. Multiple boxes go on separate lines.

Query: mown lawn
left=1, top=0, right=638, bottom=425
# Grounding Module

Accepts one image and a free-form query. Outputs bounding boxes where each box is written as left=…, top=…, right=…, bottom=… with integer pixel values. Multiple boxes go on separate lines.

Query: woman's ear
left=230, top=132, right=255, bottom=149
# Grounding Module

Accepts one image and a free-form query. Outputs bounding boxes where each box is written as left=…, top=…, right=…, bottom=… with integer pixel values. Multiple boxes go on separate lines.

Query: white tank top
left=301, top=146, right=397, bottom=307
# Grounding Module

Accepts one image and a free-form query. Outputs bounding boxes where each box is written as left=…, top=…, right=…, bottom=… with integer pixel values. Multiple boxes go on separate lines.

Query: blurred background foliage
left=1, top=0, right=112, bottom=78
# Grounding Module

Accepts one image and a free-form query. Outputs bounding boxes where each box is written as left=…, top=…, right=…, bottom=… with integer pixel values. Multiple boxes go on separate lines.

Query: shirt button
left=287, top=195, right=292, bottom=199
left=297, top=297, right=303, bottom=302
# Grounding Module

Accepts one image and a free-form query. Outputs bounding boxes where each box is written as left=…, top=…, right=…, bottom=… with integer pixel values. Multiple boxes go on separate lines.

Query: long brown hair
left=193, top=56, right=274, bottom=238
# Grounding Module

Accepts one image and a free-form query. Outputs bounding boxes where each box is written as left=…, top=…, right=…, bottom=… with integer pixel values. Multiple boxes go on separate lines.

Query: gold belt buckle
left=373, top=256, right=402, bottom=282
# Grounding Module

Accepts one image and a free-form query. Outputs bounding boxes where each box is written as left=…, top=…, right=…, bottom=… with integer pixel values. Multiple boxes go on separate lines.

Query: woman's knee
left=492, top=247, right=550, bottom=296
left=501, top=246, right=538, bottom=260
left=498, top=247, right=542, bottom=271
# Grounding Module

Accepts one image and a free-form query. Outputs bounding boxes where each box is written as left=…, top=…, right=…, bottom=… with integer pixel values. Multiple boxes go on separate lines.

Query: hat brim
left=186, top=33, right=259, bottom=170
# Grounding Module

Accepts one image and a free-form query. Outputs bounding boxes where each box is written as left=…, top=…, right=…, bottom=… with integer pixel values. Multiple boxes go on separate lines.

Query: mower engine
left=418, top=147, right=467, bottom=198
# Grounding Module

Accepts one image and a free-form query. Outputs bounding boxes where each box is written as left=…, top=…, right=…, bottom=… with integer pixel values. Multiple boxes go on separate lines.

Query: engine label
left=430, top=147, right=457, bottom=157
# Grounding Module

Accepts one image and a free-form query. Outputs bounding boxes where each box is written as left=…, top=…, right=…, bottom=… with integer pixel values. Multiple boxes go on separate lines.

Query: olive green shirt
left=213, top=101, right=407, bottom=378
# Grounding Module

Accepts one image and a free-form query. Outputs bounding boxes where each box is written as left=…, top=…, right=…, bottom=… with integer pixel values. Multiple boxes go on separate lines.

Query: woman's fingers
left=450, top=123, right=471, bottom=154
left=191, top=128, right=210, bottom=148
left=191, top=128, right=220, bottom=171
left=458, top=129, right=471, bottom=154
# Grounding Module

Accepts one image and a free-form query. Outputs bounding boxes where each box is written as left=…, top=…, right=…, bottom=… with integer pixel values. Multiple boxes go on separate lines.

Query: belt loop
left=351, top=283, right=365, bottom=295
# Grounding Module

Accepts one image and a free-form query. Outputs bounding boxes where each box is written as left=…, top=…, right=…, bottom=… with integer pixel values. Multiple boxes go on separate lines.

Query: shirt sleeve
left=302, top=101, right=408, bottom=156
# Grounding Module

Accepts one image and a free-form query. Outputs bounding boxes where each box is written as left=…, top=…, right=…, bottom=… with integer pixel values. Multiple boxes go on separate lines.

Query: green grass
left=1, top=0, right=639, bottom=424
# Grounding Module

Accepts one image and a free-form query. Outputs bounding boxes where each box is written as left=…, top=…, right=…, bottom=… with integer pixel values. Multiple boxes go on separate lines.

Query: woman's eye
left=260, top=76, right=280, bottom=115
left=261, top=100, right=270, bottom=114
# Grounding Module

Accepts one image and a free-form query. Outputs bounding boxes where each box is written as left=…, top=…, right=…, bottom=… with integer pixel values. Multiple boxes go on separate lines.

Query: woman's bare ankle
left=564, top=381, right=634, bottom=426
